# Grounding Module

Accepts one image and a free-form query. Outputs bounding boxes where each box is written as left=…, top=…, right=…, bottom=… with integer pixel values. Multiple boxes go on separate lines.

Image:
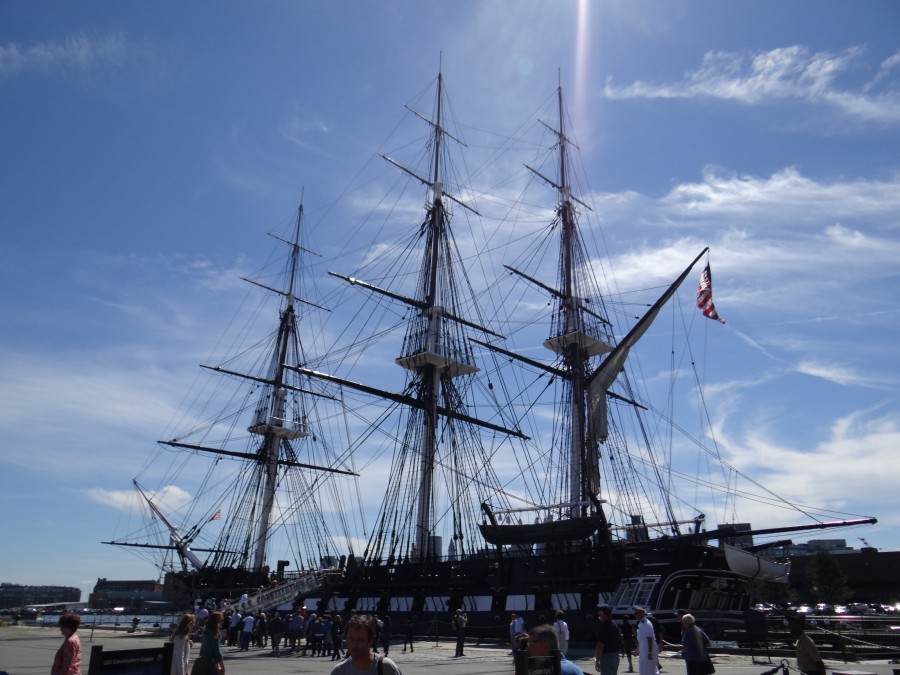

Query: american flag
left=209, top=510, right=221, bottom=522
left=697, top=264, right=726, bottom=324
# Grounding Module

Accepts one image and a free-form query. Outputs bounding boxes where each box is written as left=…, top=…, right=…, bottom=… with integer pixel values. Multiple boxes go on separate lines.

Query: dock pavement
left=2, top=625, right=898, bottom=675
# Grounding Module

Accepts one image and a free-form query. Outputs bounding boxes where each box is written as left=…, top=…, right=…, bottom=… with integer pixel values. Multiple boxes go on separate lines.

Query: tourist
left=219, top=610, right=229, bottom=644
left=373, top=615, right=383, bottom=653
left=51, top=611, right=82, bottom=675
left=311, top=614, right=327, bottom=655
left=227, top=610, right=241, bottom=646
left=255, top=611, right=268, bottom=648
left=526, top=624, right=581, bottom=675
left=789, top=615, right=826, bottom=675
left=171, top=613, right=195, bottom=675
left=331, top=614, right=345, bottom=660
left=268, top=612, right=286, bottom=656
left=620, top=616, right=634, bottom=673
left=380, top=614, right=392, bottom=655
left=197, top=606, right=209, bottom=630
left=680, top=614, right=711, bottom=675
left=323, top=615, right=335, bottom=657
left=330, top=614, right=401, bottom=675
left=451, top=608, right=468, bottom=657
left=553, top=610, right=570, bottom=657
left=198, top=610, right=226, bottom=675
left=595, top=605, right=622, bottom=675
left=648, top=612, right=664, bottom=669
left=289, top=612, right=306, bottom=652
left=239, top=611, right=255, bottom=651
left=402, top=615, right=415, bottom=653
left=633, top=606, right=659, bottom=675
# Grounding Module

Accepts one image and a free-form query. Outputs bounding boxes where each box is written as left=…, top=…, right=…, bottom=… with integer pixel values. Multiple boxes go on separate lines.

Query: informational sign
left=514, top=647, right=561, bottom=675
left=87, top=643, right=173, bottom=675
left=526, top=654, right=562, bottom=675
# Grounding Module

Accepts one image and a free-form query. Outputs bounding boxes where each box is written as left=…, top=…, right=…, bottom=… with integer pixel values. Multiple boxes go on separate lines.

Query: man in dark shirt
left=595, top=604, right=622, bottom=675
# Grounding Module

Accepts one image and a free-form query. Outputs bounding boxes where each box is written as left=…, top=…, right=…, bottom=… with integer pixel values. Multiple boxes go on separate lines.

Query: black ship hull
left=166, top=541, right=755, bottom=641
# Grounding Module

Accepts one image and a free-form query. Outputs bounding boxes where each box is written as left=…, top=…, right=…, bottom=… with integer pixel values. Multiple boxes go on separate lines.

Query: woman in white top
left=171, top=613, right=195, bottom=675
left=552, top=610, right=570, bottom=656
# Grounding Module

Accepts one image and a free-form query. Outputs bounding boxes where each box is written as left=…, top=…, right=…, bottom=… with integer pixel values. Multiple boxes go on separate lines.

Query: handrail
left=230, top=569, right=338, bottom=612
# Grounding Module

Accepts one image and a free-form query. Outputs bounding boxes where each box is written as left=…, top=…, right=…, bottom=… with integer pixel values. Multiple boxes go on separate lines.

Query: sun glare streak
left=572, top=0, right=591, bottom=147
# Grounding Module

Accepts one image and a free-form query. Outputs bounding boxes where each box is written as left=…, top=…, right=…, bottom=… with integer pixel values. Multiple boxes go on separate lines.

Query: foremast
left=156, top=198, right=355, bottom=574
left=246, top=200, right=311, bottom=571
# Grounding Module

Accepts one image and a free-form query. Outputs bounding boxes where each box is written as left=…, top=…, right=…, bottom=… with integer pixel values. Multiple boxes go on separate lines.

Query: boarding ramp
left=233, top=569, right=333, bottom=613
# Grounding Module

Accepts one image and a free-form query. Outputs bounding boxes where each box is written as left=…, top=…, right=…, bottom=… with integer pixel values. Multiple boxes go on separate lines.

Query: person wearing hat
left=633, top=606, right=659, bottom=675
left=451, top=608, right=468, bottom=657
left=788, top=615, right=825, bottom=675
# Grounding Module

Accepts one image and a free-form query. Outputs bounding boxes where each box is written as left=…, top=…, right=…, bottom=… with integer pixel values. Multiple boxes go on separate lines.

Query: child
left=52, top=612, right=82, bottom=675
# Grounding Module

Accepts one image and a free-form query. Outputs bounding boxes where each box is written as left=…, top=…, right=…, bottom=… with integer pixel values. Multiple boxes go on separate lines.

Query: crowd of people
left=164, top=607, right=401, bottom=675
left=511, top=605, right=825, bottom=675
left=192, top=605, right=397, bottom=661
left=48, top=601, right=827, bottom=675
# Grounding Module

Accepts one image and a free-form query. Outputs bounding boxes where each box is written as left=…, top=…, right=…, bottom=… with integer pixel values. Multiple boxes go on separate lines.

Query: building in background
left=0, top=583, right=80, bottom=609
left=88, top=578, right=166, bottom=611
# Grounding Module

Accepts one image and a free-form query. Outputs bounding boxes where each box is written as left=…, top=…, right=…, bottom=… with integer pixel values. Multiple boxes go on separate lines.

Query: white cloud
left=795, top=359, right=884, bottom=388
left=604, top=46, right=900, bottom=123
left=724, top=409, right=900, bottom=517
left=0, top=31, right=131, bottom=78
left=85, top=484, right=193, bottom=513
left=597, top=167, right=900, bottom=304
left=661, top=166, right=900, bottom=220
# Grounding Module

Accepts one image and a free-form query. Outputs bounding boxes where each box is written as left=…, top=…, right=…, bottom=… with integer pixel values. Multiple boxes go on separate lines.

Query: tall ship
left=106, top=70, right=876, bottom=639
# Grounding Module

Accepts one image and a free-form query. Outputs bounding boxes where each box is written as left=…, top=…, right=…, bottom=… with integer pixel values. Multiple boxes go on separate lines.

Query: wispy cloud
left=86, top=484, right=193, bottom=513
left=600, top=166, right=900, bottom=288
left=604, top=46, right=900, bottom=123
left=723, top=408, right=900, bottom=517
left=795, top=359, right=885, bottom=388
left=0, top=31, right=131, bottom=78
left=661, top=167, right=900, bottom=220
left=280, top=104, right=335, bottom=156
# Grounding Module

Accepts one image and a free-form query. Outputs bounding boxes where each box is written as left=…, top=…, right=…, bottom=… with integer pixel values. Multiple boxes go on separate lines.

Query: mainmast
left=392, top=70, right=479, bottom=560
left=314, top=69, right=525, bottom=564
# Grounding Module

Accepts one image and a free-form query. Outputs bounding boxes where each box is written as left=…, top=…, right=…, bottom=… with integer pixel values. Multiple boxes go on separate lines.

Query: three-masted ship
left=107, top=69, right=875, bottom=639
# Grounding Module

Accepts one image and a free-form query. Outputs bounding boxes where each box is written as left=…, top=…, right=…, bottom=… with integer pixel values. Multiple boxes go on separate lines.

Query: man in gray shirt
left=331, top=614, right=402, bottom=675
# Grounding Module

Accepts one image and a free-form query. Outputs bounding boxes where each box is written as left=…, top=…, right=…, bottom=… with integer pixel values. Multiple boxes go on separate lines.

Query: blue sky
left=2, top=1, right=899, bottom=601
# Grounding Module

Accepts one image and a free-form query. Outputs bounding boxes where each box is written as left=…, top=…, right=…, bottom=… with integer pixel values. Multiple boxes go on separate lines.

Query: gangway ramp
left=232, top=570, right=331, bottom=612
